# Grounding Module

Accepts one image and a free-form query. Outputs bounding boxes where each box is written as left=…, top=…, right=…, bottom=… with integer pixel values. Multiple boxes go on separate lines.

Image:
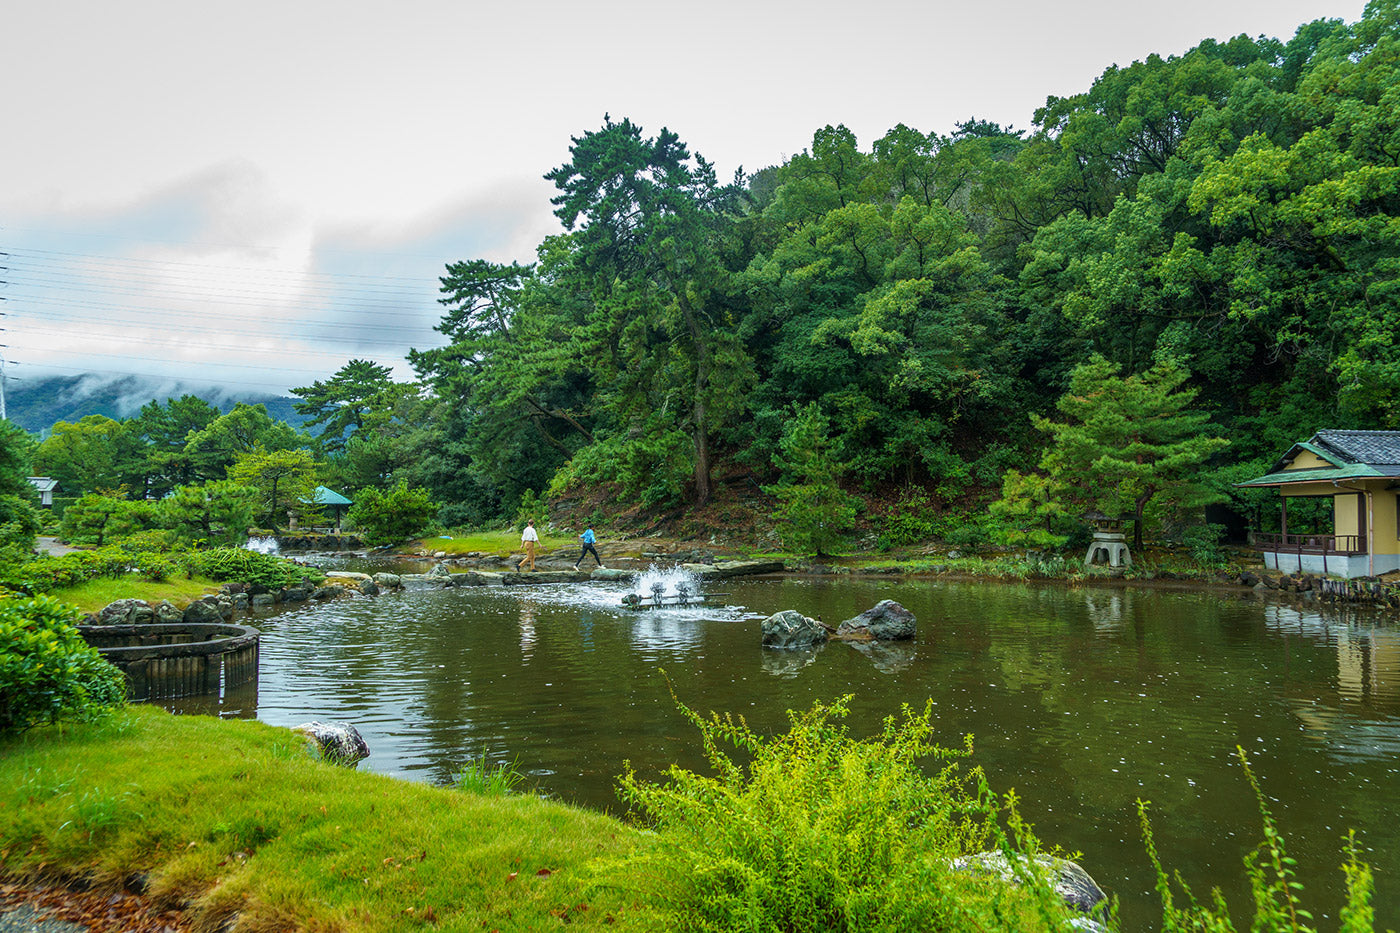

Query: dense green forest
left=16, top=2, right=1400, bottom=552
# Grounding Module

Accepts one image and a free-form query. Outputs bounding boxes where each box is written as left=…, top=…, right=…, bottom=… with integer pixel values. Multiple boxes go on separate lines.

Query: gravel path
left=0, top=902, right=87, bottom=933
left=0, top=884, right=185, bottom=933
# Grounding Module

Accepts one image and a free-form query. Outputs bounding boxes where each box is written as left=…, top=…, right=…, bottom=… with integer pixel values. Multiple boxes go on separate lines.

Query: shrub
left=608, top=690, right=1077, bottom=931
left=347, top=480, right=439, bottom=546
left=876, top=488, right=937, bottom=550
left=0, top=494, right=42, bottom=552
left=189, top=548, right=321, bottom=589
left=1180, top=523, right=1227, bottom=568
left=0, top=595, right=127, bottom=736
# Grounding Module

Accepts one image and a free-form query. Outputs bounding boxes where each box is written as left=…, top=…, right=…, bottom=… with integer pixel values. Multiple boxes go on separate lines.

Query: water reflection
left=761, top=645, right=822, bottom=678
left=519, top=600, right=537, bottom=660
left=160, top=578, right=1400, bottom=930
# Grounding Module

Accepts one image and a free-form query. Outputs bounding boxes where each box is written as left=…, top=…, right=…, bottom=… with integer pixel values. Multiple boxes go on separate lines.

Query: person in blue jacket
left=574, top=527, right=604, bottom=570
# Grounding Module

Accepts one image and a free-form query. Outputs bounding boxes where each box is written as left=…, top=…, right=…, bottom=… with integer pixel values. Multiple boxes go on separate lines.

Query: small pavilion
left=1235, top=430, right=1400, bottom=578
left=311, top=486, right=354, bottom=533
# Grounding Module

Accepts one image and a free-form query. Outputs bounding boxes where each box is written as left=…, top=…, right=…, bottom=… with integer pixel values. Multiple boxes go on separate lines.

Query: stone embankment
left=1238, top=569, right=1400, bottom=609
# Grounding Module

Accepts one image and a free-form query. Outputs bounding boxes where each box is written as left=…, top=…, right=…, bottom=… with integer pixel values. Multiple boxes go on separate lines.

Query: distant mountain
left=2, top=374, right=310, bottom=435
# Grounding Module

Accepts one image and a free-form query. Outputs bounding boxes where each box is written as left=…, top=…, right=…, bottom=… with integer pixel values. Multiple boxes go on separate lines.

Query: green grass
left=0, top=706, right=652, bottom=931
left=44, top=576, right=223, bottom=615
left=417, top=530, right=574, bottom=556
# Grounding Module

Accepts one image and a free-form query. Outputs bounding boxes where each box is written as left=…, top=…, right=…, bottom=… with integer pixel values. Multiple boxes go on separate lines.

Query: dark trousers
left=576, top=542, right=601, bottom=567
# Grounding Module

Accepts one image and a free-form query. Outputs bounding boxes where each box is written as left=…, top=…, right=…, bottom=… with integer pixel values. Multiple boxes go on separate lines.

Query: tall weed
left=1139, top=747, right=1375, bottom=932
left=604, top=686, right=1080, bottom=931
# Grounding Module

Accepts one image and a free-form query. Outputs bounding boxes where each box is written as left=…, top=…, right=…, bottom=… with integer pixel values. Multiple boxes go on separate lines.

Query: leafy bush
left=0, top=548, right=134, bottom=595
left=876, top=488, right=937, bottom=550
left=0, top=595, right=127, bottom=735
left=1180, top=523, right=1227, bottom=568
left=608, top=691, right=1077, bottom=932
left=347, top=480, right=439, bottom=546
left=0, top=494, right=43, bottom=552
left=189, top=548, right=321, bottom=589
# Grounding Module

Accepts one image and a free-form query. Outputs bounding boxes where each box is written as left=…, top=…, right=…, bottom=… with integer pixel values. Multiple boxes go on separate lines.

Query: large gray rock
left=950, top=852, right=1107, bottom=917
left=325, top=570, right=371, bottom=582
left=591, top=567, right=637, bottom=583
left=425, top=563, right=452, bottom=579
left=501, top=570, right=592, bottom=585
left=372, top=572, right=402, bottom=588
left=182, top=596, right=225, bottom=624
left=293, top=721, right=370, bottom=767
left=99, top=599, right=155, bottom=625
left=761, top=610, right=829, bottom=649
left=836, top=599, right=916, bottom=641
left=154, top=599, right=184, bottom=624
left=683, top=560, right=786, bottom=581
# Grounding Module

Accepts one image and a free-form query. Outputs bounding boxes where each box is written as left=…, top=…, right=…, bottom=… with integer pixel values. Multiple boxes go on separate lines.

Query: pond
left=171, top=572, right=1400, bottom=930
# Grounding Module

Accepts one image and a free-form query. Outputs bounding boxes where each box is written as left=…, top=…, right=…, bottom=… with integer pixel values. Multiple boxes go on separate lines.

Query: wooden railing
left=1254, top=532, right=1367, bottom=555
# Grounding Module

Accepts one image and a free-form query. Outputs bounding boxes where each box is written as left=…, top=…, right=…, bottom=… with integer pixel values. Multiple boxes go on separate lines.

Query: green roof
left=1235, top=464, right=1384, bottom=488
left=311, top=485, right=353, bottom=506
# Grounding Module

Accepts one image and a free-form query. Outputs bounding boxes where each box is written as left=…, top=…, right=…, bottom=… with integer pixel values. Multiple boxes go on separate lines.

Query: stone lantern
left=1083, top=511, right=1131, bottom=572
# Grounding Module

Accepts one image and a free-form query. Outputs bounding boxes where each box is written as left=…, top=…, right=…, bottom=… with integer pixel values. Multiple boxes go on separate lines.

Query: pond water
left=174, top=572, right=1400, bottom=930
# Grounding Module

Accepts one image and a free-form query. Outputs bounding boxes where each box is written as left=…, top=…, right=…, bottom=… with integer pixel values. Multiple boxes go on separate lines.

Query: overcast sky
left=0, top=0, right=1372, bottom=403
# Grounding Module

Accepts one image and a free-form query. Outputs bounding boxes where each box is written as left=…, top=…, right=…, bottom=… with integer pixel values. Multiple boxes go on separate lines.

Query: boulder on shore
left=182, top=595, right=226, bottom=624
left=761, top=609, right=829, bottom=650
left=591, top=567, right=637, bottom=583
left=836, top=599, right=916, bottom=641
left=98, top=598, right=155, bottom=625
left=293, top=721, right=371, bottom=767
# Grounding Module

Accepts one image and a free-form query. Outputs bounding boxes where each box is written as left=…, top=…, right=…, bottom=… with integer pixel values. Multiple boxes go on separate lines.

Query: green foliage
left=0, top=493, right=43, bottom=552
left=159, top=480, right=259, bottom=547
left=512, top=488, right=550, bottom=533
left=876, top=488, right=937, bottom=550
left=291, top=359, right=416, bottom=455
left=228, top=448, right=321, bottom=532
left=188, top=548, right=321, bottom=590
left=1180, top=523, right=1228, bottom=567
left=548, top=425, right=693, bottom=510
left=609, top=690, right=1077, bottom=932
left=0, top=418, right=37, bottom=499
left=1033, top=355, right=1229, bottom=549
left=347, top=480, right=438, bottom=546
left=1140, top=746, right=1376, bottom=932
left=59, top=492, right=155, bottom=547
left=989, top=470, right=1072, bottom=550
left=450, top=752, right=526, bottom=797
left=0, top=595, right=126, bottom=735
left=31, top=415, right=145, bottom=497
left=765, top=404, right=860, bottom=557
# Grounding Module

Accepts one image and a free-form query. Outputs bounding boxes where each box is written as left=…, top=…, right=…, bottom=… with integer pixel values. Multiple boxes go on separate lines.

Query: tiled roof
left=1239, top=430, right=1400, bottom=487
left=1312, top=430, right=1400, bottom=466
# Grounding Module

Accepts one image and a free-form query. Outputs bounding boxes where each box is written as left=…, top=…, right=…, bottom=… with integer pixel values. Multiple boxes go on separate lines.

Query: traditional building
left=27, top=476, right=58, bottom=508
left=1236, top=430, right=1400, bottom=578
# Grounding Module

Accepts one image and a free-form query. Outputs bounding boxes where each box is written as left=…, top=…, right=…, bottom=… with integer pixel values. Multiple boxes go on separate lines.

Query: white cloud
left=0, top=0, right=1372, bottom=396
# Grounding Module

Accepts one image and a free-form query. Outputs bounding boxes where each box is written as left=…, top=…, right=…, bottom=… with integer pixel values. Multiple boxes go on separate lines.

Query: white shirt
left=522, top=525, right=539, bottom=543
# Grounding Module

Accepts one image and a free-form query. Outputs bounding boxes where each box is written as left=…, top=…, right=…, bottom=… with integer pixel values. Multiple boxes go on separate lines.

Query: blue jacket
left=581, top=529, right=596, bottom=544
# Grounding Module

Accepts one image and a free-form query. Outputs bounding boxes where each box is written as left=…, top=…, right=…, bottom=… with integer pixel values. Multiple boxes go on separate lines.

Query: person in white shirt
left=516, top=519, right=539, bottom=572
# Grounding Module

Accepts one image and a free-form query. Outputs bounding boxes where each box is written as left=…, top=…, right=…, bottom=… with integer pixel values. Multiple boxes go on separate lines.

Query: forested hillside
left=26, top=3, right=1400, bottom=549
left=405, top=2, right=1398, bottom=534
